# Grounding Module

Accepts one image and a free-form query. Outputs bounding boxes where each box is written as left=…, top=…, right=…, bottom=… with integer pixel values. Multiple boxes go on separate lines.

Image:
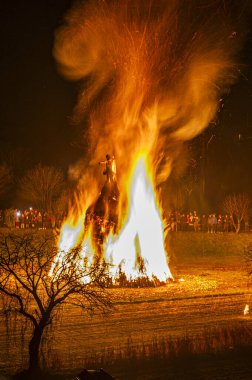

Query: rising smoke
left=53, top=0, right=248, bottom=195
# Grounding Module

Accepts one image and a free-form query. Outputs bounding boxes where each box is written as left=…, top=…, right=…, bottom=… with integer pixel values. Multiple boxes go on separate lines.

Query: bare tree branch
left=18, top=164, right=66, bottom=212
left=223, top=193, right=251, bottom=233
left=0, top=231, right=112, bottom=374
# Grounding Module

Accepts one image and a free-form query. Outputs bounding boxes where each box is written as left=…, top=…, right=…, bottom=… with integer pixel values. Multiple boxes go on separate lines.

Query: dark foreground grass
left=1, top=322, right=251, bottom=379
left=82, top=323, right=252, bottom=380
left=82, top=323, right=252, bottom=368
left=11, top=348, right=252, bottom=380
left=109, top=347, right=252, bottom=380
left=22, top=323, right=251, bottom=380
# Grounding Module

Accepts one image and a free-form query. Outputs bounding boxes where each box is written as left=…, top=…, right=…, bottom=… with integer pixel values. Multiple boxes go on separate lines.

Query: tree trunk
left=28, top=320, right=47, bottom=373
left=236, top=221, right=241, bottom=234
left=231, top=220, right=237, bottom=233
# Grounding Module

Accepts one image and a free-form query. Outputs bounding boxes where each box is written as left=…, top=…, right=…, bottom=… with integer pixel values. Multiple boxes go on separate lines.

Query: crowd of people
left=0, top=208, right=65, bottom=230
left=165, top=210, right=250, bottom=233
left=0, top=208, right=250, bottom=233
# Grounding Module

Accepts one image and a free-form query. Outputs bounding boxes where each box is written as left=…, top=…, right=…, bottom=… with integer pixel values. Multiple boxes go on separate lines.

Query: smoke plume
left=54, top=0, right=248, bottom=193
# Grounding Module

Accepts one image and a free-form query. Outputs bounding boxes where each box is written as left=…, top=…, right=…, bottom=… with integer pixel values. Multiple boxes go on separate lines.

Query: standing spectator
left=189, top=212, right=194, bottom=231
left=169, top=211, right=176, bottom=232
left=33, top=210, right=38, bottom=228
left=4, top=209, right=14, bottom=228
left=223, top=214, right=230, bottom=232
left=217, top=214, right=223, bottom=233
left=37, top=211, right=42, bottom=229
left=176, top=211, right=181, bottom=231
left=193, top=211, right=200, bottom=232
left=210, top=213, right=217, bottom=233
left=201, top=214, right=207, bottom=232
left=24, top=210, right=30, bottom=229
left=186, top=214, right=190, bottom=231
left=20, top=213, right=25, bottom=229
left=15, top=209, right=20, bottom=228
left=207, top=214, right=212, bottom=233
left=180, top=213, right=187, bottom=231
left=29, top=209, right=34, bottom=228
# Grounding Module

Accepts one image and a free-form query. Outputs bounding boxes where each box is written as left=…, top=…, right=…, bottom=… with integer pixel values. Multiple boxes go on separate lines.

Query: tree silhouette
left=0, top=232, right=112, bottom=378
left=223, top=193, right=251, bottom=233
left=18, top=165, right=65, bottom=212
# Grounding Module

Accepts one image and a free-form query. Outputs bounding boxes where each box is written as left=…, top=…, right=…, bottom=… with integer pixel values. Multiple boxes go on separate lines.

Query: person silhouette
left=99, top=154, right=116, bottom=182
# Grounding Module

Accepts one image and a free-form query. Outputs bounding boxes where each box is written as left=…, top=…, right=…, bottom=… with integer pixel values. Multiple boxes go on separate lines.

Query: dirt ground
left=0, top=232, right=252, bottom=379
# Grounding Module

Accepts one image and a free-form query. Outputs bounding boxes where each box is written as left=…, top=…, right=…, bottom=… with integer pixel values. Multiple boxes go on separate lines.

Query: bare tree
left=0, top=232, right=111, bottom=378
left=0, top=163, right=12, bottom=197
left=223, top=193, right=251, bottom=233
left=18, top=165, right=65, bottom=212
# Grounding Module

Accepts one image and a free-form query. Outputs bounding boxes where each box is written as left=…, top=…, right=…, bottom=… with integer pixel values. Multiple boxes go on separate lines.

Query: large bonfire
left=52, top=0, right=244, bottom=283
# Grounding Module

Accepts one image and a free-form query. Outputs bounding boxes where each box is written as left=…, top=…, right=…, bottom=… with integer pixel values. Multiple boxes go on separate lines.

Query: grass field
left=0, top=231, right=252, bottom=379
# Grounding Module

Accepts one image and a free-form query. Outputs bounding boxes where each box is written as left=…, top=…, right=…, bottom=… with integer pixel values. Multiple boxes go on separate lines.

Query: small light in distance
left=244, top=304, right=249, bottom=316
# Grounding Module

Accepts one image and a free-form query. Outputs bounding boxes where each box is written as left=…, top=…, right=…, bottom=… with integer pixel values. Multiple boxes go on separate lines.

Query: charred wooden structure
left=84, top=180, right=120, bottom=253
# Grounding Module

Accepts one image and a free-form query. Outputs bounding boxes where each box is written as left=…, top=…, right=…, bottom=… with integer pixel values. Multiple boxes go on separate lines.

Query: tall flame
left=104, top=153, right=172, bottom=281
left=51, top=0, right=248, bottom=282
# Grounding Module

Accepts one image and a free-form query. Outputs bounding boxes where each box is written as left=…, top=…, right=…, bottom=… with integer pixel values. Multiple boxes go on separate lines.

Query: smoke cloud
left=53, top=0, right=248, bottom=193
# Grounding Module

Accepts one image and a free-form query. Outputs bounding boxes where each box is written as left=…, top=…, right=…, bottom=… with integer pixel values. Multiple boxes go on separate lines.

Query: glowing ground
left=0, top=232, right=252, bottom=379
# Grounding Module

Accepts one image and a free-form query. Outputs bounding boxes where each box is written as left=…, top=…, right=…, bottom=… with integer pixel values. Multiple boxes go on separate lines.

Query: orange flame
left=51, top=0, right=246, bottom=282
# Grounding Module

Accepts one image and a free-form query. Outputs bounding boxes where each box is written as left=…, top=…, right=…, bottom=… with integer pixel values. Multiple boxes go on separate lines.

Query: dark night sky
left=0, top=0, right=80, bottom=171
left=0, top=0, right=252, bottom=206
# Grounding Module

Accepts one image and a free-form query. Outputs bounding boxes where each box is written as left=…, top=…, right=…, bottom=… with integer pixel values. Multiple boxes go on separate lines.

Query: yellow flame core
left=49, top=214, right=85, bottom=277
left=105, top=155, right=172, bottom=281
left=58, top=216, right=84, bottom=252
